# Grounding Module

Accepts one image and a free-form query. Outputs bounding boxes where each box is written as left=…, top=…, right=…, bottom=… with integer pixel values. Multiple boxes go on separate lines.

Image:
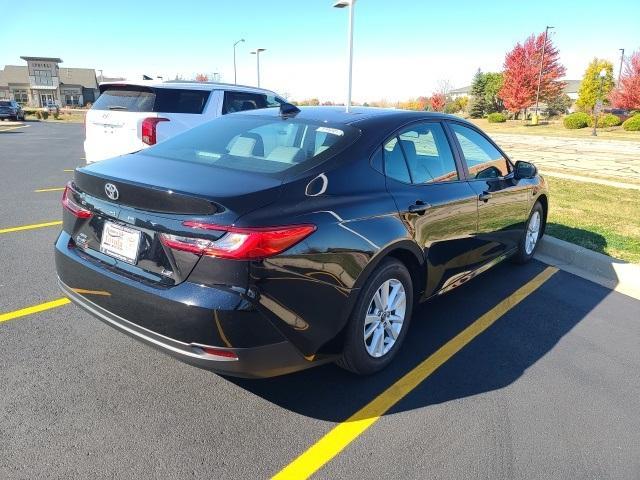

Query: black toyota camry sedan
left=55, top=105, right=548, bottom=378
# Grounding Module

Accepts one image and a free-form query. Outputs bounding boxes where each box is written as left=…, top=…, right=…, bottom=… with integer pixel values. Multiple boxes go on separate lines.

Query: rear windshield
left=92, top=86, right=210, bottom=114
left=0, top=101, right=11, bottom=106
left=144, top=112, right=359, bottom=175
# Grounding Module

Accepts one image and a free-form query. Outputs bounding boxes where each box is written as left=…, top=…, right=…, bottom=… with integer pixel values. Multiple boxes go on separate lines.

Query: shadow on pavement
left=230, top=260, right=611, bottom=422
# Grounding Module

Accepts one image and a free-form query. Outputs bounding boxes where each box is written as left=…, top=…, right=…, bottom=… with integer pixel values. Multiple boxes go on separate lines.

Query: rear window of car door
left=222, top=91, right=284, bottom=114
left=383, top=122, right=459, bottom=184
left=449, top=123, right=510, bottom=179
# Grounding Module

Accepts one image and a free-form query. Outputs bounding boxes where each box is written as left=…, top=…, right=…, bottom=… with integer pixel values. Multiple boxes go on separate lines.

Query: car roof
left=98, top=80, right=279, bottom=96
left=236, top=105, right=469, bottom=127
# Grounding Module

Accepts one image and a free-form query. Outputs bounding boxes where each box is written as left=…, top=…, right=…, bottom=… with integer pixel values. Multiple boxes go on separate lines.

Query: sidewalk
left=491, top=133, right=640, bottom=183
left=540, top=170, right=640, bottom=190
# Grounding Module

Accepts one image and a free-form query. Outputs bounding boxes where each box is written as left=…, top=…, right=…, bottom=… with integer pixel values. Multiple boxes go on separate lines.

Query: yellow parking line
left=0, top=220, right=62, bottom=234
left=0, top=124, right=28, bottom=132
left=0, top=298, right=70, bottom=324
left=63, top=169, right=74, bottom=172
left=273, top=266, right=558, bottom=480
left=35, top=187, right=65, bottom=192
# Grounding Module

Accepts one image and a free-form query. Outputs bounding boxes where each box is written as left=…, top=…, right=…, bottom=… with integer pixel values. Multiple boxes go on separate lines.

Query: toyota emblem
left=104, top=183, right=119, bottom=200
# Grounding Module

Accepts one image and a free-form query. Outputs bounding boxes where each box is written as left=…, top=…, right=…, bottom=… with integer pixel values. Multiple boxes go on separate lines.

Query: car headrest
left=399, top=139, right=417, bottom=160
left=266, top=146, right=306, bottom=164
left=229, top=136, right=257, bottom=157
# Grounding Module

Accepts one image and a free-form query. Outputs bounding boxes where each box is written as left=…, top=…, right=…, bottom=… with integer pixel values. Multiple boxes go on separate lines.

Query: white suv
left=84, top=81, right=286, bottom=163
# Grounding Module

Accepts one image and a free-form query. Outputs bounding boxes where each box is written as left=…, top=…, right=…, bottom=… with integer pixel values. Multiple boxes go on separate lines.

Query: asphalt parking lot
left=1, top=122, right=640, bottom=479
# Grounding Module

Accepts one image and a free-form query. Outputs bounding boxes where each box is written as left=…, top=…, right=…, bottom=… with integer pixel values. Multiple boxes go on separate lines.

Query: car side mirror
left=514, top=161, right=537, bottom=180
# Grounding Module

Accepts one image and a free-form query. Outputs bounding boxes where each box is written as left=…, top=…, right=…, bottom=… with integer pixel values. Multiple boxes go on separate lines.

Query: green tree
left=469, top=69, right=486, bottom=118
left=545, top=93, right=572, bottom=116
left=483, top=72, right=504, bottom=114
left=576, top=59, right=615, bottom=113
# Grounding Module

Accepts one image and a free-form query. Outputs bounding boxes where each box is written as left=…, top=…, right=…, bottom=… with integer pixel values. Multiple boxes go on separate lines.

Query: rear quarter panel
left=239, top=146, right=422, bottom=356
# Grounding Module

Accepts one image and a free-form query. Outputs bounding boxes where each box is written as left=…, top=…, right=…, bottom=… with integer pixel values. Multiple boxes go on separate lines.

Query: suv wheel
left=337, top=259, right=413, bottom=375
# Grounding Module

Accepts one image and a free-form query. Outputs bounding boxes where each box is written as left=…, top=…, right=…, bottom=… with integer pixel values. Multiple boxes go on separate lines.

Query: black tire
left=337, top=258, right=414, bottom=375
left=512, top=201, right=544, bottom=264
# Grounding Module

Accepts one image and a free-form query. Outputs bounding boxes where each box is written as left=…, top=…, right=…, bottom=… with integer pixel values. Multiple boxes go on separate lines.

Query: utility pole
left=233, top=39, right=245, bottom=84
left=333, top=0, right=356, bottom=113
left=618, top=48, right=625, bottom=82
left=534, top=26, right=553, bottom=119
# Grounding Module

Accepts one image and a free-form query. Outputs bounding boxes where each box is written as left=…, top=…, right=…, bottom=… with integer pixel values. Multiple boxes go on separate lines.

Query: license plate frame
left=99, top=221, right=142, bottom=265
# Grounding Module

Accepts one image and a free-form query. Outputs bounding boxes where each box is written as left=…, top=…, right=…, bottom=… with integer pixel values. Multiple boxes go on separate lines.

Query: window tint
left=145, top=115, right=357, bottom=176
left=93, top=87, right=155, bottom=112
left=397, top=123, right=458, bottom=183
left=92, top=87, right=210, bottom=114
left=154, top=89, right=210, bottom=113
left=450, top=123, right=510, bottom=179
left=383, top=137, right=411, bottom=183
left=222, top=91, right=283, bottom=114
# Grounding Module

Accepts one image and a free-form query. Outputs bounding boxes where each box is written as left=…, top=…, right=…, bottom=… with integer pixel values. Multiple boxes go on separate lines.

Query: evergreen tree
left=469, top=69, right=486, bottom=118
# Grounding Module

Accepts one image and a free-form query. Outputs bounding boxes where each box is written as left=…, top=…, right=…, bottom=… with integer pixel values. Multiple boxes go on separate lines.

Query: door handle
left=479, top=192, right=493, bottom=202
left=408, top=200, right=431, bottom=214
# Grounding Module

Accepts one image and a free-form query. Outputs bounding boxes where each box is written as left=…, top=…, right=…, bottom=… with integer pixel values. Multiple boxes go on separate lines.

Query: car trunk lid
left=65, top=153, right=283, bottom=286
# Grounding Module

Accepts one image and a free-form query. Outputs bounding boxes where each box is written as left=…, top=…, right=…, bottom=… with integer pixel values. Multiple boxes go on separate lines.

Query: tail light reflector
left=200, top=346, right=238, bottom=360
left=62, top=182, right=92, bottom=219
left=159, top=222, right=316, bottom=260
left=141, top=117, right=169, bottom=145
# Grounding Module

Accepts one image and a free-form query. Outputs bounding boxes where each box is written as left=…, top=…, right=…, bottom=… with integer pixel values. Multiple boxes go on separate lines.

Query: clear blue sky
left=2, top=0, right=639, bottom=101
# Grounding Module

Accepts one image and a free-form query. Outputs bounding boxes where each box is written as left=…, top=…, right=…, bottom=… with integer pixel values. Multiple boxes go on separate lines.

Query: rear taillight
left=62, top=182, right=92, bottom=219
left=141, top=117, right=169, bottom=145
left=159, top=222, right=316, bottom=260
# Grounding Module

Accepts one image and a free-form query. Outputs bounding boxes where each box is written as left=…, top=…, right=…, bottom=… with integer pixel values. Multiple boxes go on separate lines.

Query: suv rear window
left=0, top=101, right=12, bottom=106
left=92, top=86, right=210, bottom=114
left=144, top=113, right=359, bottom=176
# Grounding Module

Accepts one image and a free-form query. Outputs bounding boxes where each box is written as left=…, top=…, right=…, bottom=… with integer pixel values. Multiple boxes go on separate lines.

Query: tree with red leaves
left=195, top=73, right=208, bottom=82
left=430, top=93, right=446, bottom=112
left=610, top=51, right=640, bottom=110
left=499, top=32, right=565, bottom=115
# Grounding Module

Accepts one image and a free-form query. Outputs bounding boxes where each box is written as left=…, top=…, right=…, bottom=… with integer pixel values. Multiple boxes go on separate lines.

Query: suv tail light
left=141, top=117, right=169, bottom=145
left=159, top=222, right=316, bottom=260
left=62, top=182, right=92, bottom=219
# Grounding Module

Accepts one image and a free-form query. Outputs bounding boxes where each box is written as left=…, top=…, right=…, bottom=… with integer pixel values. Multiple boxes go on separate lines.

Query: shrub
left=588, top=113, right=621, bottom=128
left=487, top=112, right=507, bottom=123
left=563, top=112, right=590, bottom=129
left=40, top=110, right=49, bottom=120
left=622, top=114, right=640, bottom=131
left=35, top=111, right=42, bottom=119
left=53, top=112, right=60, bottom=120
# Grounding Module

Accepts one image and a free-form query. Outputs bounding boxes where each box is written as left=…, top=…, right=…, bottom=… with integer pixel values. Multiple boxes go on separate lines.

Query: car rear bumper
left=55, top=232, right=324, bottom=378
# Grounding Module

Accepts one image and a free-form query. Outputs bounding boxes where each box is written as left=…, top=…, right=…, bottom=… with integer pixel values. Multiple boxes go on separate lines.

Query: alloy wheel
left=363, top=278, right=407, bottom=358
left=525, top=210, right=541, bottom=255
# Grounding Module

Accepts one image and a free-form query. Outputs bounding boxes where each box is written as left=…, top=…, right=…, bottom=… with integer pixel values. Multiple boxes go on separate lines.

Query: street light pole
left=233, top=39, right=244, bottom=84
left=250, top=48, right=266, bottom=87
left=534, top=26, right=553, bottom=119
left=333, top=0, right=356, bottom=113
left=618, top=48, right=625, bottom=82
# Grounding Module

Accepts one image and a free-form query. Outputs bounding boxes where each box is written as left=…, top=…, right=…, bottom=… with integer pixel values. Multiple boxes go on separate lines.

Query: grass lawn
left=470, top=118, right=640, bottom=142
left=545, top=176, right=640, bottom=263
left=24, top=111, right=86, bottom=123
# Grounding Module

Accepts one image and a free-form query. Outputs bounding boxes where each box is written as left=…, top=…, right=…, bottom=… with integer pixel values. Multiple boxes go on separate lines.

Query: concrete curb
left=534, top=235, right=640, bottom=300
